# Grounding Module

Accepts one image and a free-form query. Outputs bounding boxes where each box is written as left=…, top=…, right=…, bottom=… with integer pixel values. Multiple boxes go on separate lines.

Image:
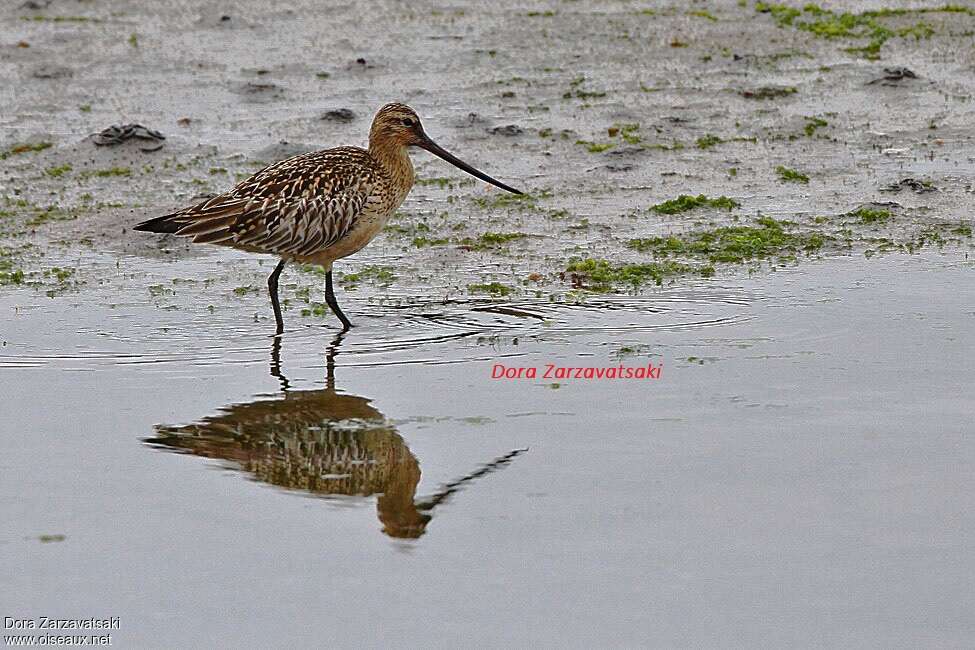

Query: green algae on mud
left=299, top=302, right=331, bottom=318
left=562, top=75, right=606, bottom=101
left=469, top=189, right=567, bottom=221
left=754, top=2, right=973, bottom=59
left=850, top=207, right=891, bottom=224
left=25, top=206, right=76, bottom=227
left=564, top=258, right=714, bottom=292
left=468, top=282, right=513, bottom=296
left=576, top=140, right=614, bottom=153
left=411, top=236, right=450, bottom=248
left=339, top=265, right=396, bottom=287
left=0, top=262, right=26, bottom=286
left=651, top=195, right=739, bottom=215
left=628, top=216, right=826, bottom=265
left=83, top=167, right=132, bottom=179
left=696, top=134, right=723, bottom=150
left=803, top=117, right=828, bottom=137
left=45, top=164, right=72, bottom=178
left=740, top=86, right=797, bottom=100
left=575, top=123, right=649, bottom=153
left=696, top=134, right=756, bottom=150
left=459, top=232, right=529, bottom=251
left=472, top=189, right=550, bottom=211
left=576, top=122, right=684, bottom=153
left=776, top=166, right=810, bottom=183
left=0, top=243, right=79, bottom=292
left=556, top=209, right=965, bottom=294
left=688, top=9, right=718, bottom=22
left=0, top=142, right=53, bottom=160
left=578, top=211, right=973, bottom=292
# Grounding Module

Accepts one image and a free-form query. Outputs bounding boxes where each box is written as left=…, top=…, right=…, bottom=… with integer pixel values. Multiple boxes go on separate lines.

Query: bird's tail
left=132, top=214, right=181, bottom=234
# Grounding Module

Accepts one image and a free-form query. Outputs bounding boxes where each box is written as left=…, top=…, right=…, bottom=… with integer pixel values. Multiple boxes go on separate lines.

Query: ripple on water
left=382, top=286, right=754, bottom=336
left=0, top=283, right=757, bottom=370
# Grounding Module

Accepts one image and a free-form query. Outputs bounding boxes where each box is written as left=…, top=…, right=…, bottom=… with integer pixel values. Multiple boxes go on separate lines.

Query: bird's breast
left=304, top=187, right=408, bottom=267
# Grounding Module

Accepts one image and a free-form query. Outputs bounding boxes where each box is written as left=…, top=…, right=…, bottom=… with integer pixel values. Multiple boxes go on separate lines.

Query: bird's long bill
left=418, top=136, right=522, bottom=195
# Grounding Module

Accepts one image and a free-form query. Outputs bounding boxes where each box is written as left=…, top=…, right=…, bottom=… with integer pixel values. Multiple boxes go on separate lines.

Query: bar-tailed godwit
left=134, top=103, right=522, bottom=334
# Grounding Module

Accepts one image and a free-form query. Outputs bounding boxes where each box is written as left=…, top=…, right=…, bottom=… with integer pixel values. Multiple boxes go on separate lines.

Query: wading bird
left=134, top=103, right=522, bottom=334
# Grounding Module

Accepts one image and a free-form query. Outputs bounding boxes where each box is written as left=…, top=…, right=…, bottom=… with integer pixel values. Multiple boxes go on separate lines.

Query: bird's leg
left=267, top=259, right=287, bottom=336
left=324, top=270, right=353, bottom=331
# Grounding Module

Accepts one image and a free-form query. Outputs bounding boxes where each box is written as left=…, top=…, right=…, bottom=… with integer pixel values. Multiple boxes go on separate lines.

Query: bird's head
left=369, top=102, right=522, bottom=195
left=369, top=103, right=426, bottom=148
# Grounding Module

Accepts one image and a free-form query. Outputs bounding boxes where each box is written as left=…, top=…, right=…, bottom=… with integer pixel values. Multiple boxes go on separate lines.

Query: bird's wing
left=177, top=187, right=370, bottom=257
left=154, top=148, right=376, bottom=257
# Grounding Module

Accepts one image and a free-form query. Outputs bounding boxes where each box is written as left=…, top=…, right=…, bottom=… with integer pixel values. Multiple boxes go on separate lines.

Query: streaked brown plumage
left=134, top=102, right=523, bottom=334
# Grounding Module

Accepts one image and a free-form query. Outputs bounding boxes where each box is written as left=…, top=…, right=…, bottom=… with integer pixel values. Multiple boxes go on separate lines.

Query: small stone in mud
left=234, top=82, right=284, bottom=102
left=33, top=65, right=72, bottom=80
left=348, top=57, right=376, bottom=70
left=177, top=117, right=192, bottom=126
left=882, top=147, right=911, bottom=157
left=881, top=178, right=936, bottom=194
left=453, top=112, right=486, bottom=129
left=321, top=109, right=355, bottom=122
left=489, top=125, right=523, bottom=136
left=868, top=67, right=918, bottom=85
left=608, top=146, right=645, bottom=156
left=17, top=41, right=29, bottom=48
left=237, top=82, right=280, bottom=94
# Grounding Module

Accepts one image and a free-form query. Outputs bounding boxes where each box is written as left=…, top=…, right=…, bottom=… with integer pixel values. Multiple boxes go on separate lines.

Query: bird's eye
left=401, top=118, right=416, bottom=127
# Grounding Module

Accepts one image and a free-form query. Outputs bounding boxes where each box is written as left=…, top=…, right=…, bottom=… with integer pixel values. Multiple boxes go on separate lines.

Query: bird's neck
left=369, top=140, right=414, bottom=192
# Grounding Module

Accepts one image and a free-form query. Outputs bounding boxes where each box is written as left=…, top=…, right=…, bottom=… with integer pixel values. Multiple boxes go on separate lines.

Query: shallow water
left=2, top=248, right=973, bottom=647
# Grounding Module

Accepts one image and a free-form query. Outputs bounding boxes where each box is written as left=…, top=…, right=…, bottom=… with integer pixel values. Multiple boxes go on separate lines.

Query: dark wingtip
left=133, top=215, right=179, bottom=234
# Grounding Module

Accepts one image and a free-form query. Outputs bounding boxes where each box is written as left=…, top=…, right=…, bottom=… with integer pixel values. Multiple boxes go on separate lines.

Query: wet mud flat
left=2, top=1, right=975, bottom=647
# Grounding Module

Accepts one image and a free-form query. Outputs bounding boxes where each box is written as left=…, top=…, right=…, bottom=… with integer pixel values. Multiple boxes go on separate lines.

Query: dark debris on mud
left=321, top=109, right=356, bottom=122
left=867, top=67, right=919, bottom=86
left=91, top=124, right=166, bottom=151
left=881, top=178, right=937, bottom=194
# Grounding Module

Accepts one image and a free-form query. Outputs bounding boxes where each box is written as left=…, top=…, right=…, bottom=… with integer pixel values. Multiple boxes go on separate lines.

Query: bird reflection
left=145, top=333, right=525, bottom=539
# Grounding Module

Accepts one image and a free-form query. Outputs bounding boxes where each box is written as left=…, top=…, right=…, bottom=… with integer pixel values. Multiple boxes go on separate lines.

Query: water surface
left=3, top=250, right=973, bottom=647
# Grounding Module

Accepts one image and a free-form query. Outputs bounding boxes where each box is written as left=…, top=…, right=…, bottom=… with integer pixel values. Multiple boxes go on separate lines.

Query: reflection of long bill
left=417, top=134, right=523, bottom=195
left=414, top=447, right=529, bottom=512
